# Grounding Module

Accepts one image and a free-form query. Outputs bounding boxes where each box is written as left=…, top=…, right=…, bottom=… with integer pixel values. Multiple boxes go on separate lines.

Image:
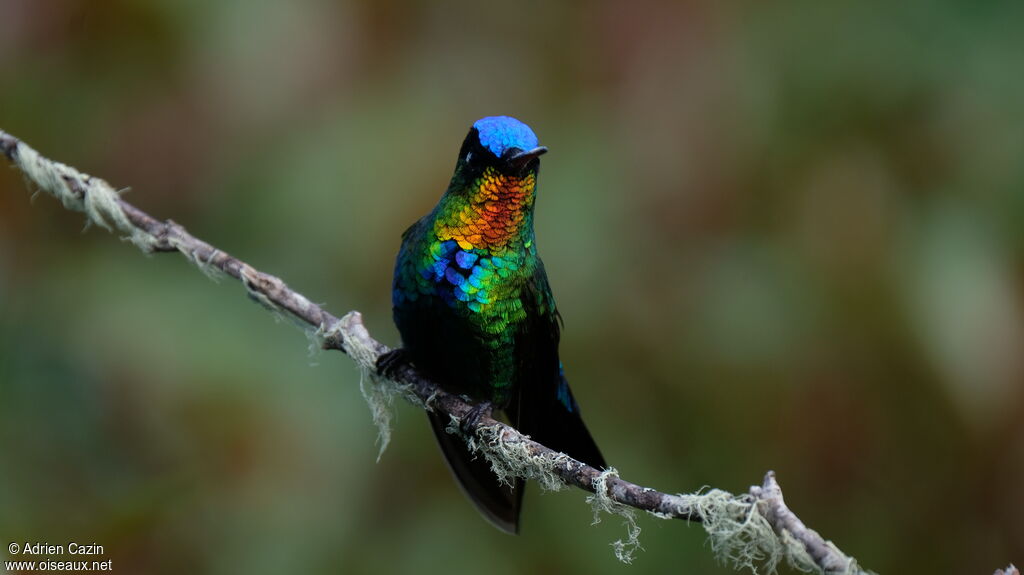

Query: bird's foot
left=376, top=348, right=412, bottom=380
left=461, top=401, right=494, bottom=435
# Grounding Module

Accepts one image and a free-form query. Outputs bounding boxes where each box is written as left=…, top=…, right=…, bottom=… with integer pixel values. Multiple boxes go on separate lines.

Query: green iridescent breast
left=394, top=235, right=539, bottom=338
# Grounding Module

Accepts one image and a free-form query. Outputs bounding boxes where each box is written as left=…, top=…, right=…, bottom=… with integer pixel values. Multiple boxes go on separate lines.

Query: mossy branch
left=3, top=127, right=984, bottom=574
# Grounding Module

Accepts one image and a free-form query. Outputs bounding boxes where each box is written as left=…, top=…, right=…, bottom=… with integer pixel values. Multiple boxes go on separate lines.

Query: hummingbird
left=380, top=116, right=606, bottom=533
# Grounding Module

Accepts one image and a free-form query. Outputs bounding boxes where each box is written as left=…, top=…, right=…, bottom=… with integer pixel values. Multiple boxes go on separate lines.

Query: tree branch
left=3, top=127, right=993, bottom=574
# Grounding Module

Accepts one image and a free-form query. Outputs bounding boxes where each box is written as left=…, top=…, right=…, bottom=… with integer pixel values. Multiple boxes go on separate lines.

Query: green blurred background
left=1, top=1, right=1022, bottom=573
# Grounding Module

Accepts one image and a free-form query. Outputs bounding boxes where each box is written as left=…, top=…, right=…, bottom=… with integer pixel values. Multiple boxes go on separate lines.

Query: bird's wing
left=508, top=260, right=605, bottom=469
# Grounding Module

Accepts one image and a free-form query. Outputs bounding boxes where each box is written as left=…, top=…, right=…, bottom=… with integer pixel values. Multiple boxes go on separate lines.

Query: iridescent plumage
left=387, top=116, right=605, bottom=533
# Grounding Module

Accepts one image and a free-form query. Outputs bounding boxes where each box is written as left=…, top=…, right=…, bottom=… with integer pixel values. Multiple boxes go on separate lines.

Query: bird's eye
left=465, top=152, right=473, bottom=163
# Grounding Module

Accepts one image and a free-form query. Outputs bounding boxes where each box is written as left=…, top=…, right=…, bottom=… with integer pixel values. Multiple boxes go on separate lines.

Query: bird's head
left=434, top=117, right=547, bottom=251
left=455, top=116, right=548, bottom=178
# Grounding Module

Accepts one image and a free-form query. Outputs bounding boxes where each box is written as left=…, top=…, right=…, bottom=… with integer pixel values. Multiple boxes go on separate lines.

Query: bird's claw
left=376, top=348, right=411, bottom=380
left=461, top=401, right=494, bottom=435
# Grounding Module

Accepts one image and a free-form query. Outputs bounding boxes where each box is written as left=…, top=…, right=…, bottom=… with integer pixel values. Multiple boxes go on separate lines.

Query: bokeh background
left=2, top=1, right=1022, bottom=573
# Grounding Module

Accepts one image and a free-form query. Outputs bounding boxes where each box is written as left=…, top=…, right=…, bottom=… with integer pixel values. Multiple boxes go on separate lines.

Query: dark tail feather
left=514, top=376, right=606, bottom=470
left=427, top=411, right=524, bottom=534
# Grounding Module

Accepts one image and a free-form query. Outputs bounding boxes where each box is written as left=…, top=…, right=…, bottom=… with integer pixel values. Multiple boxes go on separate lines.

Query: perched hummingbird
left=381, top=116, right=606, bottom=533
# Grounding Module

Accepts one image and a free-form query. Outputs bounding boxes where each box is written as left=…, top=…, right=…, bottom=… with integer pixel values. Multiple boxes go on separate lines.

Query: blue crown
left=473, top=116, right=539, bottom=158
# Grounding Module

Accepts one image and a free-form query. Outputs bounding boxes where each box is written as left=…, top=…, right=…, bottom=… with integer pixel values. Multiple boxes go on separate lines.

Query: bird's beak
left=506, top=146, right=548, bottom=171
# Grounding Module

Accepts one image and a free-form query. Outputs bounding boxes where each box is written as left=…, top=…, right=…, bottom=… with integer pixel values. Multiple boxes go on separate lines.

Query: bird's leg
left=376, top=348, right=412, bottom=380
left=460, top=401, right=494, bottom=436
